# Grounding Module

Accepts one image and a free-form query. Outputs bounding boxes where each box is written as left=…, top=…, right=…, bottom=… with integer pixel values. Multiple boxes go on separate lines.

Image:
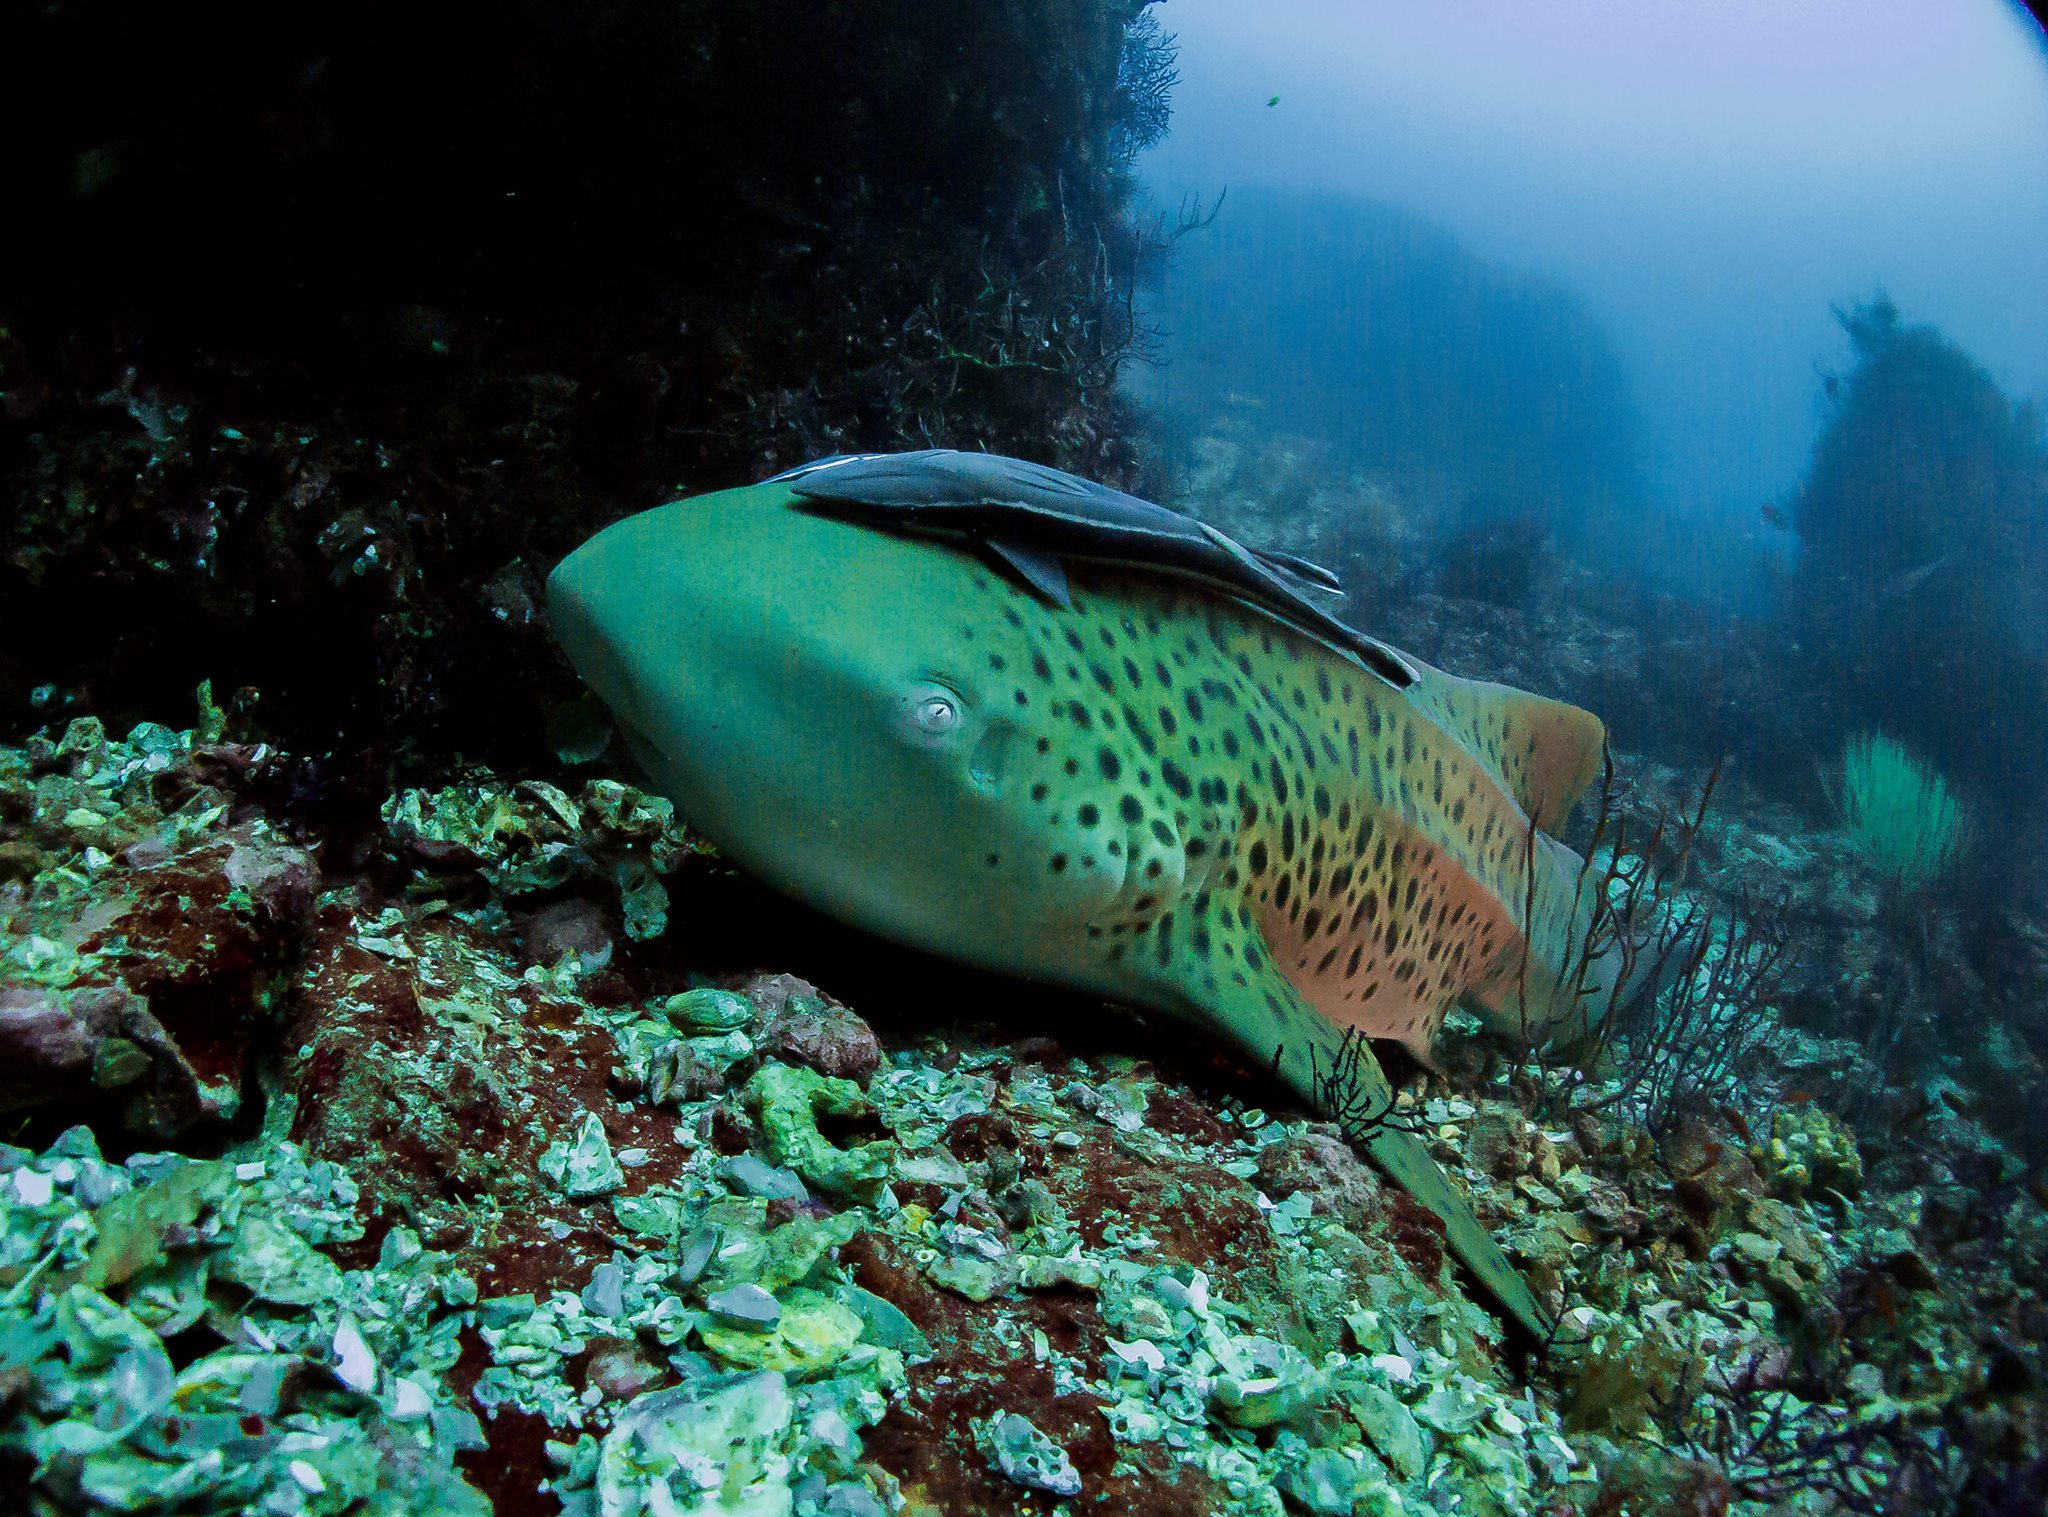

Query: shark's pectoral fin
left=1360, top=1125, right=1555, bottom=1343
left=1143, top=894, right=1556, bottom=1344
left=983, top=537, right=1072, bottom=607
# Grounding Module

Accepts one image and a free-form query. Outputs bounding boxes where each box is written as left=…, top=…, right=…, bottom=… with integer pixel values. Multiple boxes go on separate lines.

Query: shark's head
left=548, top=482, right=1112, bottom=963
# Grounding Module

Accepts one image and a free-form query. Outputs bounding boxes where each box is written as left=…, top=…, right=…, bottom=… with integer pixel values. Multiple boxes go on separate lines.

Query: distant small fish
left=1781, top=1090, right=1813, bottom=1105
left=1759, top=500, right=1790, bottom=531
left=1267, top=94, right=1281, bottom=107
left=1720, top=1105, right=1757, bottom=1146
left=1879, top=553, right=1955, bottom=602
left=1678, top=1143, right=1724, bottom=1181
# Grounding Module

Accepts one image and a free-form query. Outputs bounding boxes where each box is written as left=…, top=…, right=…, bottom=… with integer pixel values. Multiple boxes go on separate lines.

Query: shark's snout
left=547, top=526, right=661, bottom=721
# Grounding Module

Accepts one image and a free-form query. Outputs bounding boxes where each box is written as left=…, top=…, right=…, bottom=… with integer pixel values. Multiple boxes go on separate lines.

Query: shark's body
left=549, top=453, right=1625, bottom=1341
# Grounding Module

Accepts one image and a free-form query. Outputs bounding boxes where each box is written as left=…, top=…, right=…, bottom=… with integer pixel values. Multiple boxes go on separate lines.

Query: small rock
left=927, top=1256, right=1003, bottom=1302
left=659, top=988, right=755, bottom=1034
left=1579, top=1177, right=1646, bottom=1240
left=330, top=1318, right=377, bottom=1394
left=1871, top=1229, right=1938, bottom=1290
left=984, top=1411, right=1082, bottom=1497
left=1016, top=1254, right=1103, bottom=1292
left=539, top=1112, right=625, bottom=1197
left=1278, top=1446, right=1375, bottom=1516
left=519, top=897, right=612, bottom=966
left=822, top=1486, right=888, bottom=1517
left=765, top=998, right=882, bottom=1083
left=1351, top=1385, right=1425, bottom=1480
left=1731, top=1231, right=1781, bottom=1265
left=1211, top=1337, right=1320, bottom=1429
left=719, top=1153, right=809, bottom=1202
left=733, top=972, right=830, bottom=1021
left=1843, top=1361, right=1887, bottom=1404
left=832, top=1284, right=933, bottom=1358
left=676, top=1226, right=720, bottom=1285
left=706, top=1283, right=781, bottom=1332
left=56, top=716, right=108, bottom=776
left=644, top=1039, right=729, bottom=1105
left=1464, top=1107, right=1528, bottom=1179
left=894, top=1148, right=974, bottom=1188
left=996, top=1180, right=1062, bottom=1231
left=221, top=833, right=318, bottom=925
left=584, top=1337, right=668, bottom=1401
left=1255, top=1124, right=1384, bottom=1226
left=0, top=839, right=44, bottom=882
left=580, top=1262, right=627, bottom=1319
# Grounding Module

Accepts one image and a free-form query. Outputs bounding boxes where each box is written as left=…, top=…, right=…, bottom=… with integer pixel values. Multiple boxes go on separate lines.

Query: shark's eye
left=913, top=694, right=959, bottom=733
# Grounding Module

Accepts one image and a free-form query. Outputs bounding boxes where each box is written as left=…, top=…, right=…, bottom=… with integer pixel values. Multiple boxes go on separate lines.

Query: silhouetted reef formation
left=1, top=0, right=1171, bottom=784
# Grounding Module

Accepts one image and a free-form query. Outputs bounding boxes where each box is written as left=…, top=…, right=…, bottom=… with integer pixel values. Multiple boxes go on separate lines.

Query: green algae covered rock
left=1765, top=1102, right=1864, bottom=1199
left=595, top=1372, right=796, bottom=1517
left=698, top=1290, right=864, bottom=1379
left=662, top=988, right=757, bottom=1034
left=381, top=776, right=706, bottom=940
left=745, top=1063, right=894, bottom=1200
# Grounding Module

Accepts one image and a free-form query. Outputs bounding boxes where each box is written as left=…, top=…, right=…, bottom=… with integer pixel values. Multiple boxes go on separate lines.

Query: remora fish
left=549, top=451, right=1625, bottom=1340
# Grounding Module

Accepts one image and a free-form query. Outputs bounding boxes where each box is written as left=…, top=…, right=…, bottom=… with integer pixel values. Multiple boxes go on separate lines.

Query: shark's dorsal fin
left=984, top=538, right=1073, bottom=607
left=1403, top=663, right=1607, bottom=835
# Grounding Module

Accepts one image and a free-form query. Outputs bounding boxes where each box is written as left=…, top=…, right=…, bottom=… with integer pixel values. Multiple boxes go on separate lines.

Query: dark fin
left=762, top=453, right=898, bottom=485
left=985, top=538, right=1072, bottom=608
left=1198, top=523, right=1418, bottom=690
left=1253, top=546, right=1344, bottom=595
left=784, top=448, right=1103, bottom=511
left=781, top=450, right=1414, bottom=688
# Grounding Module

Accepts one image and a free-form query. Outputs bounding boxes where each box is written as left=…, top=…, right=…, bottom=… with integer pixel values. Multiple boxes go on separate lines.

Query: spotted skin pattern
left=960, top=561, right=1606, bottom=1065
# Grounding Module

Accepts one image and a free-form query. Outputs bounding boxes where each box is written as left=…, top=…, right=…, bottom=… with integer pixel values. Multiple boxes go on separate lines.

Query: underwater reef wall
left=0, top=0, right=1170, bottom=778
left=1784, top=297, right=2048, bottom=834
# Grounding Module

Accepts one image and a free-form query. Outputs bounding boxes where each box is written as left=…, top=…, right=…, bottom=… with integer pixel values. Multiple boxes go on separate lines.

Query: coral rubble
left=5, top=704, right=2043, bottom=1514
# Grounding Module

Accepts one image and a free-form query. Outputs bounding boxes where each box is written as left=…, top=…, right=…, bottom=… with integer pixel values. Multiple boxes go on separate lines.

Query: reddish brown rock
left=0, top=983, right=236, bottom=1137
left=1255, top=1124, right=1386, bottom=1229
left=765, top=999, right=883, bottom=1083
